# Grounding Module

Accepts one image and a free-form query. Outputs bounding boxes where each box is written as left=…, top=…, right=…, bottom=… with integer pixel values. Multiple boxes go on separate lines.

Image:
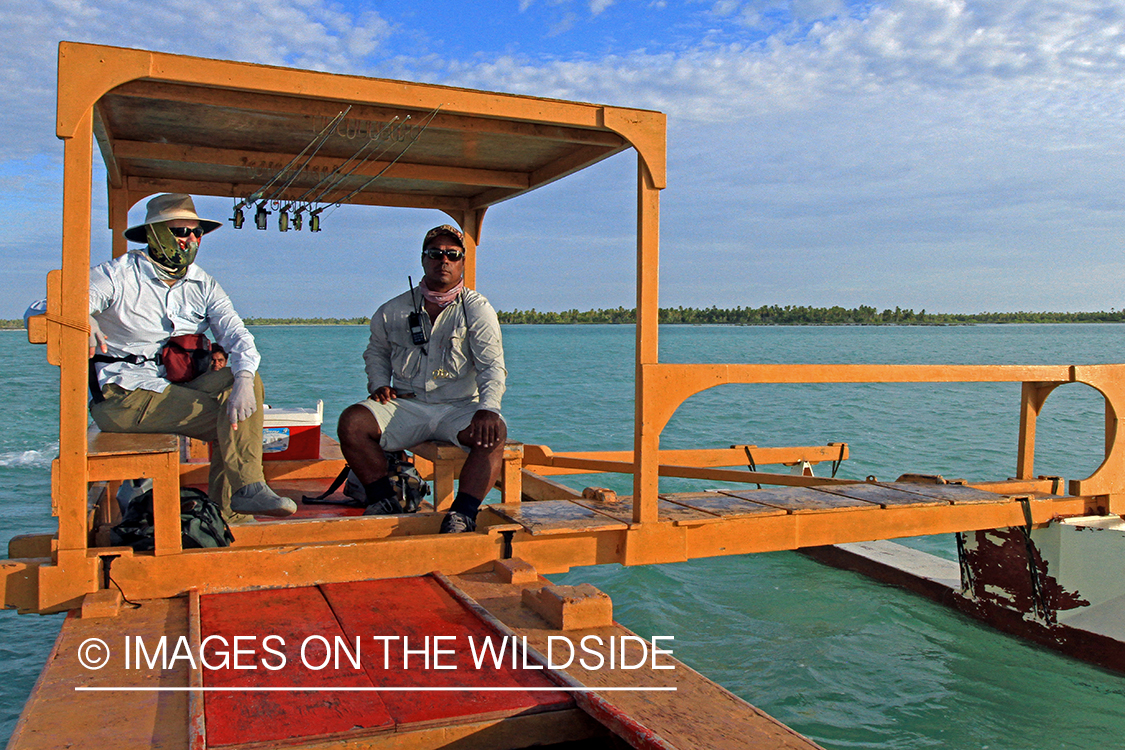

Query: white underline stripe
left=75, top=686, right=676, bottom=692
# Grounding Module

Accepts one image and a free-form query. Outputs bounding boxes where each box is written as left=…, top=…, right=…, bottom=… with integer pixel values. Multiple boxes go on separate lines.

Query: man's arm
left=203, top=278, right=261, bottom=427
left=204, top=279, right=261, bottom=375
left=464, top=294, right=506, bottom=414
left=362, top=307, right=394, bottom=397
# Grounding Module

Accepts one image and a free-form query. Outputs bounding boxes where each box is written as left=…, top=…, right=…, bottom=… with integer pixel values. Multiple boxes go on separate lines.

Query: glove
left=88, top=315, right=107, bottom=357
left=228, top=370, right=257, bottom=427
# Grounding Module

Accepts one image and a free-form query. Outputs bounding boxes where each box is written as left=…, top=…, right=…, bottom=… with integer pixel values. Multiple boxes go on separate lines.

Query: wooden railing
left=631, top=362, right=1125, bottom=522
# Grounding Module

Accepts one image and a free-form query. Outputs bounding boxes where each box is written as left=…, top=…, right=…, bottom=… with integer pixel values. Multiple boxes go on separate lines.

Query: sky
left=3, top=0, right=1125, bottom=317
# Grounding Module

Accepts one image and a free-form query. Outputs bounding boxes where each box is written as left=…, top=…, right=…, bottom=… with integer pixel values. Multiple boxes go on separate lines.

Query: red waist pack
left=161, top=334, right=212, bottom=383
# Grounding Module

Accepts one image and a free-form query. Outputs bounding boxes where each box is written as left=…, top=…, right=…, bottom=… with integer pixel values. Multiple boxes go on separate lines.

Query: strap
left=91, top=353, right=159, bottom=366
left=1019, top=498, right=1051, bottom=622
left=738, top=445, right=763, bottom=490
left=831, top=442, right=846, bottom=478
left=301, top=465, right=365, bottom=506
left=89, top=360, right=105, bottom=404
left=46, top=312, right=91, bottom=333
left=87, top=353, right=161, bottom=404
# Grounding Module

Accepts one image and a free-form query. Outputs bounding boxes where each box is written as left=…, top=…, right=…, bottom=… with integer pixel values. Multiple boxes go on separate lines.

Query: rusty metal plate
left=815, top=483, right=949, bottom=508
left=488, top=500, right=629, bottom=536
left=721, top=486, right=881, bottom=514
left=663, top=492, right=789, bottom=518
left=881, top=482, right=1012, bottom=505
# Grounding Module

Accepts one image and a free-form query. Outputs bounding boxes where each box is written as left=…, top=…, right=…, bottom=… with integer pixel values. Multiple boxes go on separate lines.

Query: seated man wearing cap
left=88, top=193, right=296, bottom=519
left=337, top=225, right=506, bottom=534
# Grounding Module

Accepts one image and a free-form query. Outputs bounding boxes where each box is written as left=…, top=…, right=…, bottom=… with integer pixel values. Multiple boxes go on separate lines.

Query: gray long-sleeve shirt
left=363, top=287, right=506, bottom=413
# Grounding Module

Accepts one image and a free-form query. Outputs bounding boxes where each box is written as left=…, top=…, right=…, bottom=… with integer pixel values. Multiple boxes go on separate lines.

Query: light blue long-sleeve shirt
left=89, top=251, right=260, bottom=393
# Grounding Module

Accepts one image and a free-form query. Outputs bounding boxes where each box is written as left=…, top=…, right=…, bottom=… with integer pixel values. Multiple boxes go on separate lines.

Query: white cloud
left=4, top=0, right=1125, bottom=315
left=431, top=1, right=1125, bottom=312
left=0, top=0, right=394, bottom=164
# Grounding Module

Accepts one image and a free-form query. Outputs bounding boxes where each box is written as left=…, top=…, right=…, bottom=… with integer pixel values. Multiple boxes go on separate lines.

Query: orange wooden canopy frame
left=8, top=41, right=1123, bottom=614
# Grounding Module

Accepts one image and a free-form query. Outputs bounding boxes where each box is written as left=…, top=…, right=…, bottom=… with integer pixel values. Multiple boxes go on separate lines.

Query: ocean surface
left=2, top=323, right=1124, bottom=748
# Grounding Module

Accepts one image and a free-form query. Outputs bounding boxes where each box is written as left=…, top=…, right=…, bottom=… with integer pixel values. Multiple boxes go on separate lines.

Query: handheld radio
left=407, top=277, right=429, bottom=347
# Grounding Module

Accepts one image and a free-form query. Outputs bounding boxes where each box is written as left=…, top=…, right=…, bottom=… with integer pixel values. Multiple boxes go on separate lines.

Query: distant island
left=495, top=306, right=1125, bottom=326
left=6, top=305, right=1125, bottom=329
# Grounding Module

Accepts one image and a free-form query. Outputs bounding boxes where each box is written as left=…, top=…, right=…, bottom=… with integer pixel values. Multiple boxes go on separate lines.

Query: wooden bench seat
left=85, top=426, right=182, bottom=555
left=409, top=441, right=524, bottom=510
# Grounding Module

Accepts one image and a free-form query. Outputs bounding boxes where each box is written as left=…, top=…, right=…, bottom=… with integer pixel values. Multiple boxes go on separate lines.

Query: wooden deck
left=448, top=568, right=825, bottom=750
left=7, top=570, right=823, bottom=750
left=485, top=480, right=1013, bottom=535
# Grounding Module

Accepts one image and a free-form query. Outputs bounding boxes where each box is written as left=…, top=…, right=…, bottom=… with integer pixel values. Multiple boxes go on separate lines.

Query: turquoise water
left=3, top=324, right=1124, bottom=748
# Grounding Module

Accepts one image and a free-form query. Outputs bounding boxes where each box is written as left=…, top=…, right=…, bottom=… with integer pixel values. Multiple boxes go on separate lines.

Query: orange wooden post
left=55, top=108, right=94, bottom=564
left=151, top=450, right=183, bottom=555
left=632, top=154, right=663, bottom=524
left=1017, top=382, right=1058, bottom=480
left=500, top=443, right=523, bottom=504
left=108, top=185, right=131, bottom=259
left=448, top=207, right=486, bottom=291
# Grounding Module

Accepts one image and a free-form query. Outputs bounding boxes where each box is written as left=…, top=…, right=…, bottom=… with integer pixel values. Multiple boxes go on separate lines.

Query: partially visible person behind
left=337, top=224, right=506, bottom=533
left=88, top=193, right=296, bottom=520
left=210, top=343, right=228, bottom=371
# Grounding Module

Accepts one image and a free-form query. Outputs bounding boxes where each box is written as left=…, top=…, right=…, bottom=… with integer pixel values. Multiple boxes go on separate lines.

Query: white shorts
left=357, top=397, right=501, bottom=452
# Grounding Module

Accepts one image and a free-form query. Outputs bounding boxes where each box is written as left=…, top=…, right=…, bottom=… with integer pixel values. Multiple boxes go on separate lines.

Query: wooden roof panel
left=117, top=156, right=489, bottom=200
left=94, top=73, right=635, bottom=210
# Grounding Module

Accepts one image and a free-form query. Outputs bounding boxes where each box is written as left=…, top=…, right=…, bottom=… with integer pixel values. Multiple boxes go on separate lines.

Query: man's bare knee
left=338, top=404, right=381, bottom=445
left=488, top=422, right=509, bottom=455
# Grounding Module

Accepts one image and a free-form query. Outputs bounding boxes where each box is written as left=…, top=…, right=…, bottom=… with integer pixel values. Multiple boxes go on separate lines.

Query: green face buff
left=146, top=223, right=199, bottom=278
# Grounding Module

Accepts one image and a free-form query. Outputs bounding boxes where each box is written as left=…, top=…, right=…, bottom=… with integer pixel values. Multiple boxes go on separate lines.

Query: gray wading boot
left=231, top=482, right=297, bottom=517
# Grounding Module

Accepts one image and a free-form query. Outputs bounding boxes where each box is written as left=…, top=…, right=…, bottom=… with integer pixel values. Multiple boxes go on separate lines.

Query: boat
left=3, top=41, right=1124, bottom=749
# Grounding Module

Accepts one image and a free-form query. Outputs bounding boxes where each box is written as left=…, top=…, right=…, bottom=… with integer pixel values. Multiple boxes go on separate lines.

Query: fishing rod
left=231, top=106, right=351, bottom=228
left=314, top=105, right=443, bottom=223
left=286, top=116, right=405, bottom=230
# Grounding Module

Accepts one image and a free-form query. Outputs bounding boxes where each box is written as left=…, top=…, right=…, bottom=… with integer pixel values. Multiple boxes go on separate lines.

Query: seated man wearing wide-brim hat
left=88, top=193, right=296, bottom=520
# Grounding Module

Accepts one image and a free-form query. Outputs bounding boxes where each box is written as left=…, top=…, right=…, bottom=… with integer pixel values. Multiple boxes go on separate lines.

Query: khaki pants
left=90, top=369, right=265, bottom=514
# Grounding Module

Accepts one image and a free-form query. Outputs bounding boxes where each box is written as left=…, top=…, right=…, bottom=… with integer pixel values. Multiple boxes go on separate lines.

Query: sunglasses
left=168, top=226, right=205, bottom=239
left=424, top=248, right=464, bottom=261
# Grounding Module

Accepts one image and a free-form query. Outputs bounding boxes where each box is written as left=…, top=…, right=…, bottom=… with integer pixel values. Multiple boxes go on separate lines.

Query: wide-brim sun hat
left=124, top=193, right=223, bottom=243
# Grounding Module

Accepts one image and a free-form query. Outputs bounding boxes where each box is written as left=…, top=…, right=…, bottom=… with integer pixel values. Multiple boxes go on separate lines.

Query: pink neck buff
left=420, top=278, right=464, bottom=308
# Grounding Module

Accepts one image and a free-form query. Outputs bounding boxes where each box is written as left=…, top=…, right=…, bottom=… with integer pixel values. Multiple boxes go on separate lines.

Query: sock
left=363, top=476, right=396, bottom=503
left=450, top=491, right=482, bottom=518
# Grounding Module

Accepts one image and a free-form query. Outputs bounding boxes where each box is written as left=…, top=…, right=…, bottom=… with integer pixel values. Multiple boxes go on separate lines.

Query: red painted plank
left=200, top=587, right=394, bottom=747
left=321, top=577, right=573, bottom=729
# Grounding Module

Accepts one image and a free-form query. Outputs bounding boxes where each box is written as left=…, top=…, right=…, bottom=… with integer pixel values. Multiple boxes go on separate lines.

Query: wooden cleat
left=582, top=487, right=618, bottom=503
left=493, top=557, right=539, bottom=585
left=81, top=589, right=123, bottom=619
left=521, top=583, right=613, bottom=630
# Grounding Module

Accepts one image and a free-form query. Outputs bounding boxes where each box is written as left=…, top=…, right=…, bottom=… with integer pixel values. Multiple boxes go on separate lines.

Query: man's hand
left=465, top=409, right=503, bottom=449
left=370, top=386, right=398, bottom=404
left=88, top=315, right=107, bottom=358
left=228, top=371, right=257, bottom=429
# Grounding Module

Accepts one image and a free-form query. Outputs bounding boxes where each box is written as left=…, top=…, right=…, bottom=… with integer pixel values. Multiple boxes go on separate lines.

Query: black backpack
left=303, top=452, right=430, bottom=512
left=111, top=486, right=234, bottom=551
